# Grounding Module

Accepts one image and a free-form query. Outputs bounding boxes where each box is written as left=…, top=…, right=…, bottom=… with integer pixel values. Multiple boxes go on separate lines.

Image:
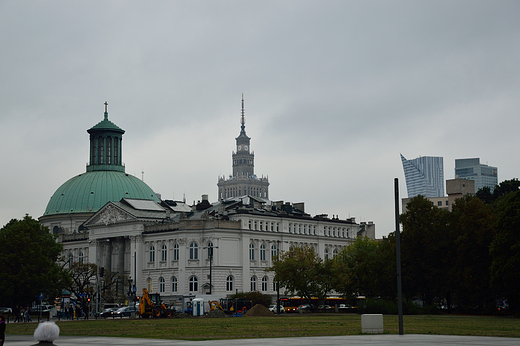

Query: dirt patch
left=206, top=309, right=227, bottom=318
left=243, top=304, right=275, bottom=317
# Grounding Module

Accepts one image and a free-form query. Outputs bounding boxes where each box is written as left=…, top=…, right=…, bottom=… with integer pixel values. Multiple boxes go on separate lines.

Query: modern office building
left=455, top=158, right=498, bottom=193
left=400, top=154, right=444, bottom=198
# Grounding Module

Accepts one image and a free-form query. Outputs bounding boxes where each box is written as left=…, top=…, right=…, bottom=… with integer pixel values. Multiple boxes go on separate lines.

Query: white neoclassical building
left=60, top=195, right=374, bottom=305
left=40, top=101, right=375, bottom=308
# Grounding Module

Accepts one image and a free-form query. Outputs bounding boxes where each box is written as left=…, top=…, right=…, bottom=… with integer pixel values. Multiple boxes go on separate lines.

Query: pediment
left=85, top=203, right=136, bottom=227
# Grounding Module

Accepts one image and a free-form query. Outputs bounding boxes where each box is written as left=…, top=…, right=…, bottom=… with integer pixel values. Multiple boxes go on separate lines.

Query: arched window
left=149, top=245, right=155, bottom=263
left=68, top=252, right=73, bottom=267
left=189, top=242, right=198, bottom=260
left=333, top=248, right=338, bottom=258
left=173, top=243, right=179, bottom=261
left=249, top=242, right=255, bottom=261
left=161, top=244, right=167, bottom=262
left=324, top=248, right=329, bottom=260
left=189, top=276, right=198, bottom=292
left=271, top=244, right=278, bottom=260
left=260, top=243, right=266, bottom=261
left=147, top=278, right=153, bottom=292
left=172, top=277, right=178, bottom=292
left=226, top=275, right=234, bottom=291
left=261, top=276, right=268, bottom=291
left=159, top=277, right=165, bottom=293
left=78, top=251, right=84, bottom=264
left=250, top=276, right=257, bottom=291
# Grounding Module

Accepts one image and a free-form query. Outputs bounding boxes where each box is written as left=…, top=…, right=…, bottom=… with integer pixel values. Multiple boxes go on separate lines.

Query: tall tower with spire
left=218, top=95, right=269, bottom=200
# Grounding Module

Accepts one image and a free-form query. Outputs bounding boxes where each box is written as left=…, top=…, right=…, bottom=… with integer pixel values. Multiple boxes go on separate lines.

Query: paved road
left=6, top=334, right=520, bottom=346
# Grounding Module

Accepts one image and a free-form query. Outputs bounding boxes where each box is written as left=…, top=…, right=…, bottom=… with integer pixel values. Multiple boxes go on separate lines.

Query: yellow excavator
left=208, top=300, right=225, bottom=312
left=138, top=288, right=174, bottom=318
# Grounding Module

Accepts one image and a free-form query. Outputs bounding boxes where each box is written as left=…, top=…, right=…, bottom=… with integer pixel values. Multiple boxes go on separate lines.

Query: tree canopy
left=489, top=190, right=520, bottom=313
left=332, top=236, right=395, bottom=299
left=268, top=244, right=332, bottom=307
left=0, top=215, right=70, bottom=307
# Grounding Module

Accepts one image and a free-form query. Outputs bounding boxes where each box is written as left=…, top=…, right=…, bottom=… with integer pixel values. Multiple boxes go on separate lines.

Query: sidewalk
left=6, top=334, right=520, bottom=346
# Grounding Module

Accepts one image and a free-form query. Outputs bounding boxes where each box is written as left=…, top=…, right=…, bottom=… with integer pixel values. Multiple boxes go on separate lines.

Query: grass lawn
left=6, top=314, right=520, bottom=340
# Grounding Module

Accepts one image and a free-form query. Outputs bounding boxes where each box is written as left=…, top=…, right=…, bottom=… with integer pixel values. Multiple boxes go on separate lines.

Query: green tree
left=449, top=195, right=494, bottom=312
left=0, top=215, right=70, bottom=307
left=332, top=236, right=395, bottom=299
left=230, top=291, right=272, bottom=307
left=490, top=190, right=520, bottom=313
left=477, top=178, right=520, bottom=205
left=400, top=196, right=451, bottom=305
left=476, top=186, right=494, bottom=205
left=269, top=245, right=332, bottom=308
left=67, top=262, right=97, bottom=303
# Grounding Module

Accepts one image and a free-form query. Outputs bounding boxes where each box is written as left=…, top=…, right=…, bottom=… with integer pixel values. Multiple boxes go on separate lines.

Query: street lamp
left=203, top=244, right=219, bottom=295
left=128, top=276, right=133, bottom=297
left=269, top=239, right=282, bottom=314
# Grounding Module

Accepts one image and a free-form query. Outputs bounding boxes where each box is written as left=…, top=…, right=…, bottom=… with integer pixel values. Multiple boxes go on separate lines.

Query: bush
left=358, top=298, right=440, bottom=315
left=230, top=291, right=272, bottom=308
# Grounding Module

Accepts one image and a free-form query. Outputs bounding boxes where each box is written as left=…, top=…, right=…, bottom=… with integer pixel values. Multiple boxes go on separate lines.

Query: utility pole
left=395, top=178, right=404, bottom=335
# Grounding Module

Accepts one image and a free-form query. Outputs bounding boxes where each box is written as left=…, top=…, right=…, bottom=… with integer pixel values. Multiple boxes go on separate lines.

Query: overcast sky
left=1, top=0, right=519, bottom=238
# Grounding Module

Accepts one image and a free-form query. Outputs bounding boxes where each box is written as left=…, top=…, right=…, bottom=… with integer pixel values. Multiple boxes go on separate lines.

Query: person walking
left=13, top=306, right=20, bottom=323
left=83, top=304, right=89, bottom=320
left=0, top=315, right=6, bottom=346
left=25, top=307, right=32, bottom=322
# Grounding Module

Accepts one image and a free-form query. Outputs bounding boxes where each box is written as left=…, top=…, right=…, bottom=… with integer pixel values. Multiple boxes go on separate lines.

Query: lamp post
left=203, top=244, right=218, bottom=295
left=269, top=239, right=282, bottom=314
left=275, top=240, right=280, bottom=314
left=128, top=276, right=133, bottom=297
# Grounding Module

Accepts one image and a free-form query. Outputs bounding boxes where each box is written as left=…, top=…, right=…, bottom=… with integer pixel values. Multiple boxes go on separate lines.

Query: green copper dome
left=43, top=170, right=159, bottom=216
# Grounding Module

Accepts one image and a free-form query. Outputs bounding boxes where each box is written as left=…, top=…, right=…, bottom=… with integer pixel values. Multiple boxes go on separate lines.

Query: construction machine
left=208, top=300, right=225, bottom=312
left=138, top=288, right=175, bottom=318
left=219, top=297, right=253, bottom=315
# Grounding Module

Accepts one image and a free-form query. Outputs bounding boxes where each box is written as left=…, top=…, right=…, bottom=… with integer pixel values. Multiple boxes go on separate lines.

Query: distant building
left=218, top=95, right=269, bottom=200
left=402, top=178, right=475, bottom=213
left=400, top=154, right=444, bottom=198
left=455, top=158, right=498, bottom=193
left=41, top=101, right=375, bottom=309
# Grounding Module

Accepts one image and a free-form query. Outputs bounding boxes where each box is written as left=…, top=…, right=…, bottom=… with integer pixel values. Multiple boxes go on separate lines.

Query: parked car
left=338, top=304, right=354, bottom=313
left=296, top=304, right=311, bottom=313
left=318, top=305, right=333, bottom=312
left=0, top=307, right=12, bottom=314
left=100, top=307, right=119, bottom=318
left=32, top=305, right=57, bottom=317
left=114, top=306, right=137, bottom=317
left=268, top=304, right=285, bottom=313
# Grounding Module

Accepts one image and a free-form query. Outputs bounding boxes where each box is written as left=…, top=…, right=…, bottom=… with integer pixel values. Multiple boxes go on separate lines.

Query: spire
left=240, top=94, right=246, bottom=134
left=104, top=101, right=108, bottom=120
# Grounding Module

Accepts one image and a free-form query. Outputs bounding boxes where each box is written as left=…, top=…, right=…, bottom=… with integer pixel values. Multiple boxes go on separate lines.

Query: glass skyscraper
left=401, top=154, right=444, bottom=198
left=455, top=158, right=498, bottom=193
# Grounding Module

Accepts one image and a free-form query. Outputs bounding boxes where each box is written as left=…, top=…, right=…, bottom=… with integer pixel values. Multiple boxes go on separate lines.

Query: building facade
left=401, top=178, right=475, bottom=213
left=455, top=158, right=498, bottom=193
left=39, top=103, right=159, bottom=234
left=41, top=101, right=374, bottom=310
left=217, top=95, right=269, bottom=200
left=400, top=154, right=444, bottom=198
